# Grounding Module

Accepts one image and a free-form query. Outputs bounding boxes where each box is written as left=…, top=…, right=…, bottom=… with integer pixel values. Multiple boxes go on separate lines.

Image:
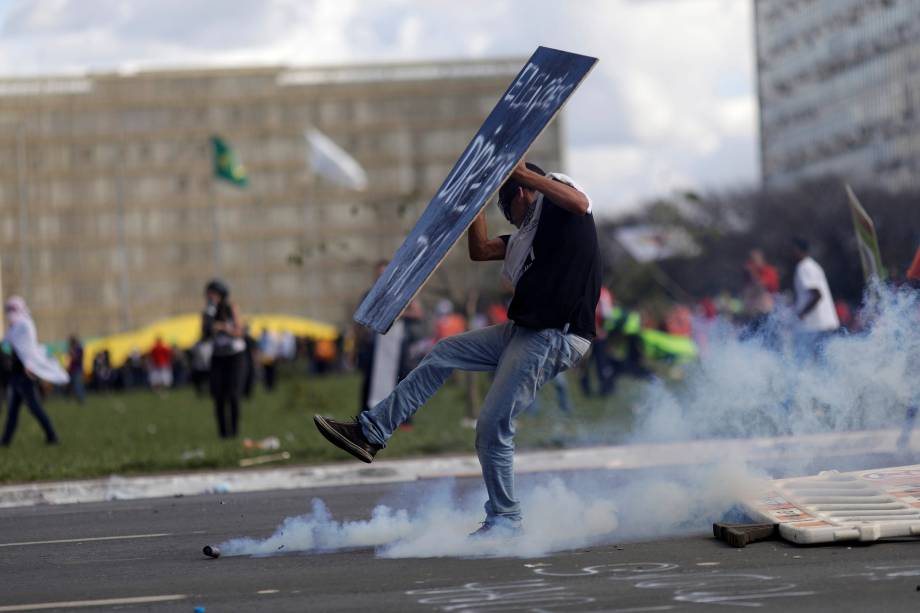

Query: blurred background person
left=171, top=342, right=189, bottom=388
left=202, top=279, right=246, bottom=439
left=148, top=335, right=173, bottom=393
left=189, top=339, right=212, bottom=397
left=580, top=285, right=616, bottom=397
left=91, top=350, right=113, bottom=392
left=258, top=329, right=277, bottom=392
left=740, top=250, right=778, bottom=346
left=242, top=325, right=257, bottom=399
left=123, top=348, right=146, bottom=389
left=1, top=296, right=68, bottom=447
left=791, top=237, right=839, bottom=361
left=355, top=260, right=389, bottom=411
left=67, top=335, right=85, bottom=404
left=896, top=248, right=920, bottom=450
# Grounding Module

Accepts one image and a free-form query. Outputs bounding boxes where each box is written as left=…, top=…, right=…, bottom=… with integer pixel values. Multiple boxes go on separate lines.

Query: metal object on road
left=746, top=464, right=920, bottom=544
left=202, top=545, right=220, bottom=558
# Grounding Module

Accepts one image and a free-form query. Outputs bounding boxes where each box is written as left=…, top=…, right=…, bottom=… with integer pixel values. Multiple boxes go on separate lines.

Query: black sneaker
left=469, top=520, right=523, bottom=539
left=313, top=415, right=380, bottom=463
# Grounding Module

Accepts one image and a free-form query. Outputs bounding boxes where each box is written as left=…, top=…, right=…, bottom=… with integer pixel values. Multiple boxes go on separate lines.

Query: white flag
left=614, top=225, right=700, bottom=262
left=305, top=128, right=368, bottom=191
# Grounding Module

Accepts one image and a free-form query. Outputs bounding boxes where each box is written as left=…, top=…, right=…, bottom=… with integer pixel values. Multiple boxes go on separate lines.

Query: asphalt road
left=2, top=471, right=920, bottom=612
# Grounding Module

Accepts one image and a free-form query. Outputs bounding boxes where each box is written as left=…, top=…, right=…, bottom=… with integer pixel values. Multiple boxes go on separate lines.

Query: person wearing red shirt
left=149, top=336, right=173, bottom=390
left=747, top=249, right=779, bottom=294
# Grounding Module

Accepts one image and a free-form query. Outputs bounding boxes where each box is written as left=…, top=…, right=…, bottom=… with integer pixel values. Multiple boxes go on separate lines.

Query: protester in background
left=355, top=260, right=389, bottom=411
left=896, top=248, right=920, bottom=451
left=189, top=340, right=212, bottom=397
left=279, top=330, right=296, bottom=362
left=124, top=349, right=146, bottom=388
left=67, top=335, right=85, bottom=404
left=433, top=300, right=466, bottom=340
left=399, top=300, right=428, bottom=383
left=1, top=296, right=68, bottom=446
left=364, top=299, right=422, bottom=413
left=740, top=252, right=777, bottom=345
left=91, top=350, right=113, bottom=391
left=391, top=299, right=428, bottom=431
left=791, top=237, right=840, bottom=360
left=241, top=325, right=257, bottom=399
left=834, top=301, right=853, bottom=331
left=202, top=279, right=246, bottom=438
left=747, top=249, right=780, bottom=294
left=0, top=349, right=10, bottom=415
left=580, top=286, right=615, bottom=397
left=258, top=329, right=277, bottom=392
left=148, top=336, right=173, bottom=392
left=907, top=245, right=920, bottom=284
left=171, top=343, right=189, bottom=388
left=313, top=337, right=338, bottom=375
left=664, top=304, right=692, bottom=337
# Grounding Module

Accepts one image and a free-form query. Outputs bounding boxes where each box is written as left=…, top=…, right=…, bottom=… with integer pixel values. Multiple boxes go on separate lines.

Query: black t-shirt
left=500, top=192, right=602, bottom=339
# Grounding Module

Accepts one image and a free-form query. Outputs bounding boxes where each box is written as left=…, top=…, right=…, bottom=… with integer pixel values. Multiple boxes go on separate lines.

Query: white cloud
left=571, top=143, right=699, bottom=216
left=0, top=0, right=758, bottom=217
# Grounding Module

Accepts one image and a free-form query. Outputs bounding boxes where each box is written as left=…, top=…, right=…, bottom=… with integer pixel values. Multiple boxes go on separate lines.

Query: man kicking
left=314, top=160, right=601, bottom=535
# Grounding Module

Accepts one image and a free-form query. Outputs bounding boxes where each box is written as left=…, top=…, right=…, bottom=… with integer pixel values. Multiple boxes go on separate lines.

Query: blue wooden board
left=354, top=46, right=598, bottom=333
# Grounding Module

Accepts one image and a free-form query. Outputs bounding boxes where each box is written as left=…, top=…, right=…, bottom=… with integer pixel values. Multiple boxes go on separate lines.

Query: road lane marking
left=0, top=532, right=171, bottom=547
left=0, top=594, right=186, bottom=611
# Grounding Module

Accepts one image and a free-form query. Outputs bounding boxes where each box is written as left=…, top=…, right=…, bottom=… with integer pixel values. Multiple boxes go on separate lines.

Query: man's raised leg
left=314, top=324, right=510, bottom=462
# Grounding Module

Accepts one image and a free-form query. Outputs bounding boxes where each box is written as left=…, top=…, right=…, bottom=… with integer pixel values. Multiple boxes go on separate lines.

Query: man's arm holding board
left=468, top=211, right=506, bottom=261
left=512, top=161, right=591, bottom=216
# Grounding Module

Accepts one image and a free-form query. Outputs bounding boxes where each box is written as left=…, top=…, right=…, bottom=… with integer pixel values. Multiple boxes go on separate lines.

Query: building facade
left=755, top=0, right=920, bottom=189
left=0, top=60, right=563, bottom=340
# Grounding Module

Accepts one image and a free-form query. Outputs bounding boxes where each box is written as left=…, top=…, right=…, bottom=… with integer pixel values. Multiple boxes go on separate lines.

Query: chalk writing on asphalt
left=407, top=561, right=816, bottom=611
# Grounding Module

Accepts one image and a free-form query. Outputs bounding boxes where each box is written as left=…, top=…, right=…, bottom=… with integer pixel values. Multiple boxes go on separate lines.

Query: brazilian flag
left=211, top=136, right=248, bottom=187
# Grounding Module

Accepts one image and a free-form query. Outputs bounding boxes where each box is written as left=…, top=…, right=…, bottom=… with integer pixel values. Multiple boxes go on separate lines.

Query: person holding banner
left=315, top=160, right=599, bottom=536
left=1, top=296, right=67, bottom=446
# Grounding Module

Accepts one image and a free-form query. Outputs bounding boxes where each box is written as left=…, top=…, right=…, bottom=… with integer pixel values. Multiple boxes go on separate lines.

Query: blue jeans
left=2, top=373, right=58, bottom=445
left=359, top=323, right=589, bottom=524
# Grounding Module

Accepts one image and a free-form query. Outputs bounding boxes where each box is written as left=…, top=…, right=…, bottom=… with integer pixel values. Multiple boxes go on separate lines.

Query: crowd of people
left=72, top=329, right=304, bottom=399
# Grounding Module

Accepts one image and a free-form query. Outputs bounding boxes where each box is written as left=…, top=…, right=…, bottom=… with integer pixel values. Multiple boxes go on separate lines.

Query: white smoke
left=219, top=466, right=758, bottom=558
left=634, top=287, right=919, bottom=444
left=219, top=286, right=919, bottom=558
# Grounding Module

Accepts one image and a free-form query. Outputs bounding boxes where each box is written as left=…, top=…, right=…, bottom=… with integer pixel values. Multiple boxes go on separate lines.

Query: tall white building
left=755, top=0, right=920, bottom=189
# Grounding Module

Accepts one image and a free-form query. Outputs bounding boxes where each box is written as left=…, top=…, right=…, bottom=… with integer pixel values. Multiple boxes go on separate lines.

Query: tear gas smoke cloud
left=634, top=286, right=919, bottom=445
left=220, top=286, right=918, bottom=558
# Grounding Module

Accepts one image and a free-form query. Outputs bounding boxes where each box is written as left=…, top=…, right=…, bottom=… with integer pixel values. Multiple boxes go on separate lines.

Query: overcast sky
left=0, top=0, right=758, bottom=217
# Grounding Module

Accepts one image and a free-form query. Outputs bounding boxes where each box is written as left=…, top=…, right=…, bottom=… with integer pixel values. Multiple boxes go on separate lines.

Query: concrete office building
left=755, top=0, right=920, bottom=189
left=0, top=59, right=563, bottom=340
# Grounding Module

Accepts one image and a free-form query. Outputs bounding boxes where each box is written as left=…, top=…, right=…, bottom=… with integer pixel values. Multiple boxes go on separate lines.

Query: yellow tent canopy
left=82, top=313, right=339, bottom=371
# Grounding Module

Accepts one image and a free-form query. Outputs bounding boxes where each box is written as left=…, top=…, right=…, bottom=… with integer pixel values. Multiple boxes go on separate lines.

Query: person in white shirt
left=791, top=237, right=839, bottom=359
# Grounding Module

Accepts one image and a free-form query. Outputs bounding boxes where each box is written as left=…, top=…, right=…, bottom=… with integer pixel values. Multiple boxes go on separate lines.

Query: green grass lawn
left=0, top=368, right=646, bottom=484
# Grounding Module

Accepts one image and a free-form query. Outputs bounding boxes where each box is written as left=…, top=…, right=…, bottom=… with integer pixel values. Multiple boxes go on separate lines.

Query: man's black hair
left=792, top=236, right=810, bottom=253
left=497, top=162, right=545, bottom=221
